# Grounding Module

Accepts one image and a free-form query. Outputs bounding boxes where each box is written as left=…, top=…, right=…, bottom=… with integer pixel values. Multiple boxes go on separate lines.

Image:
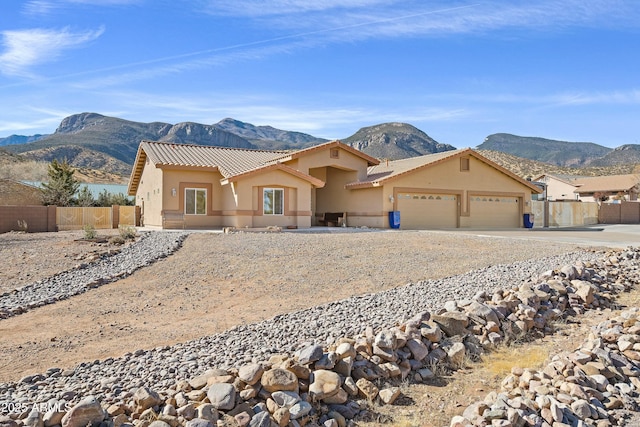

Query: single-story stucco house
left=127, top=140, right=540, bottom=229
left=534, top=173, right=640, bottom=202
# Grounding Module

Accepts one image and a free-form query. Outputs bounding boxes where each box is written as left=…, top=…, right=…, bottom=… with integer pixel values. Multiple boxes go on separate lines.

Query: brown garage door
left=469, top=195, right=520, bottom=228
left=397, top=192, right=458, bottom=229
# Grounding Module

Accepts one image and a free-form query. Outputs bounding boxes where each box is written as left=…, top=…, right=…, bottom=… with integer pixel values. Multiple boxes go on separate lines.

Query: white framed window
left=263, top=188, right=284, bottom=215
left=185, top=188, right=206, bottom=215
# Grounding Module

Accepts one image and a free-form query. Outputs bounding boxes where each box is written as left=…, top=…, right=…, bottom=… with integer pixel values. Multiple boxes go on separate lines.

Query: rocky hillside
left=6, top=113, right=254, bottom=167
left=215, top=118, right=328, bottom=150
left=478, top=133, right=613, bottom=167
left=589, top=144, right=640, bottom=167
left=341, top=122, right=455, bottom=160
left=5, top=113, right=640, bottom=182
left=479, top=149, right=640, bottom=180
left=0, top=134, right=47, bottom=146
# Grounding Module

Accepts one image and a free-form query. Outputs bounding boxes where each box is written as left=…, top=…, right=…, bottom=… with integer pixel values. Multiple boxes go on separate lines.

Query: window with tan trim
left=263, top=188, right=284, bottom=215
left=185, top=188, right=206, bottom=215
left=330, top=148, right=339, bottom=159
left=460, top=157, right=470, bottom=172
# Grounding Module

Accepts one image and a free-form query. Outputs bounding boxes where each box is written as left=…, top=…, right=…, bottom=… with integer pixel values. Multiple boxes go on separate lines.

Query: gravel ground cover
left=5, top=228, right=636, bottom=427
left=0, top=229, right=601, bottom=387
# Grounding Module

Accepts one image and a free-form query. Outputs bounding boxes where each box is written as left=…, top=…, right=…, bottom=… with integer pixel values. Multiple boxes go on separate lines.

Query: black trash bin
left=523, top=213, right=534, bottom=228
left=389, top=211, right=400, bottom=229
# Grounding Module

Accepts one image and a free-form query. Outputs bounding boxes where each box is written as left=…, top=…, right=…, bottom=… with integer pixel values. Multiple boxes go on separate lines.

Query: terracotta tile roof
left=268, top=140, right=379, bottom=166
left=532, top=174, right=586, bottom=185
left=140, top=140, right=288, bottom=177
left=572, top=174, right=640, bottom=193
left=363, top=149, right=464, bottom=182
left=346, top=148, right=542, bottom=193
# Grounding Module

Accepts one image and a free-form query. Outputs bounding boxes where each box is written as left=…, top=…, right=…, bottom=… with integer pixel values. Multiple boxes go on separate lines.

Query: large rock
left=260, top=368, right=298, bottom=393
left=355, top=378, right=379, bottom=400
left=297, top=344, right=324, bottom=364
left=134, top=387, right=163, bottom=411
left=309, top=370, right=342, bottom=400
left=24, top=409, right=43, bottom=427
left=466, top=301, right=499, bottom=325
left=196, top=404, right=219, bottom=424
left=206, top=383, right=236, bottom=411
left=573, top=280, right=595, bottom=305
left=447, top=342, right=466, bottom=367
left=374, top=330, right=396, bottom=349
left=271, top=391, right=301, bottom=408
left=61, top=396, right=105, bottom=427
left=248, top=412, right=271, bottom=427
left=406, top=338, right=429, bottom=361
left=185, top=419, right=213, bottom=427
left=238, top=364, right=264, bottom=386
left=432, top=312, right=470, bottom=337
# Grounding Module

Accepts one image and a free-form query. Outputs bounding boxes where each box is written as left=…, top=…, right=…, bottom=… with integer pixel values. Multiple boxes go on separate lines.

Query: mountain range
left=1, top=113, right=639, bottom=182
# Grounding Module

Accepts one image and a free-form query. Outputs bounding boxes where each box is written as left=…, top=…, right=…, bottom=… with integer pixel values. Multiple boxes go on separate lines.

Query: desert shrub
left=118, top=225, right=137, bottom=240
left=83, top=224, right=97, bottom=240
left=109, top=235, right=125, bottom=245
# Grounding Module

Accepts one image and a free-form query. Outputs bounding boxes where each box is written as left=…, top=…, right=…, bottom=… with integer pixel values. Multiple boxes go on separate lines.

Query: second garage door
left=469, top=195, right=520, bottom=228
left=397, top=192, right=458, bottom=229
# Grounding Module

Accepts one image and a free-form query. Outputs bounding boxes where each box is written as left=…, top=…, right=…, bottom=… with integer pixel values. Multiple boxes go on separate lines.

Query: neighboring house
left=573, top=174, right=640, bottom=202
left=534, top=173, right=640, bottom=202
left=128, top=140, right=540, bottom=229
left=533, top=174, right=583, bottom=201
left=0, top=179, right=42, bottom=205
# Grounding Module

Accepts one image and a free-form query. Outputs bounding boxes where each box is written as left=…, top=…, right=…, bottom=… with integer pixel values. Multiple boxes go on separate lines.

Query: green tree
left=41, top=159, right=80, bottom=206
left=96, top=189, right=109, bottom=207
left=110, top=192, right=134, bottom=206
left=76, top=185, right=95, bottom=207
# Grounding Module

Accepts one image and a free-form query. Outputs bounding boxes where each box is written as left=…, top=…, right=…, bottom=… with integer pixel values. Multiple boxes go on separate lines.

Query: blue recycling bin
left=389, top=211, right=400, bottom=229
left=523, top=213, right=534, bottom=228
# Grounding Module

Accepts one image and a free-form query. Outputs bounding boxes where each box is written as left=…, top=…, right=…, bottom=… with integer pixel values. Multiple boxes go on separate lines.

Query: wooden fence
left=599, top=201, right=640, bottom=224
left=0, top=205, right=140, bottom=233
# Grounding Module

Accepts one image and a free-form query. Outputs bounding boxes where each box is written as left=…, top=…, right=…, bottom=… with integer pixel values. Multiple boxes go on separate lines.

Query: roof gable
left=572, top=174, right=640, bottom=193
left=269, top=140, right=380, bottom=166
left=221, top=163, right=325, bottom=187
left=346, top=148, right=542, bottom=193
left=129, top=140, right=343, bottom=194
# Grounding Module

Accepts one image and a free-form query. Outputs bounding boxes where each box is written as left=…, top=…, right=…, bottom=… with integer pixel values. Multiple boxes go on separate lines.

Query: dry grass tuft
left=479, top=345, right=549, bottom=378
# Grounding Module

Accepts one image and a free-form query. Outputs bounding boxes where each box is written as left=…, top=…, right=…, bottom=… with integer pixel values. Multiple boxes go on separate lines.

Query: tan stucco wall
left=351, top=155, right=534, bottom=229
left=313, top=168, right=359, bottom=218
left=288, top=147, right=371, bottom=181
left=135, top=160, right=164, bottom=227
left=345, top=186, right=386, bottom=228
left=539, top=176, right=579, bottom=201
left=229, top=169, right=314, bottom=228
left=161, top=168, right=225, bottom=228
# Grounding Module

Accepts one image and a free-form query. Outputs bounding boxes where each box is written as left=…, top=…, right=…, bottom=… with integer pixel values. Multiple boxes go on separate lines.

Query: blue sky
left=1, top=0, right=639, bottom=149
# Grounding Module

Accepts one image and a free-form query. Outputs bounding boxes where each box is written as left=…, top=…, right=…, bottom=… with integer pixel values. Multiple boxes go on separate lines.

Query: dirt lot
left=0, top=229, right=633, bottom=425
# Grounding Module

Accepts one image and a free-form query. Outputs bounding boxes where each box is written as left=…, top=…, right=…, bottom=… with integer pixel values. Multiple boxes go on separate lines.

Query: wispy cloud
left=23, top=0, right=140, bottom=16
left=0, top=27, right=105, bottom=77
left=206, top=0, right=394, bottom=17
left=203, top=0, right=640, bottom=40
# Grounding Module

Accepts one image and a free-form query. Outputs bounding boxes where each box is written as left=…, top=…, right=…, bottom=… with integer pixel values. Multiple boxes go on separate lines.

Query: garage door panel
left=397, top=193, right=457, bottom=229
left=469, top=196, right=520, bottom=228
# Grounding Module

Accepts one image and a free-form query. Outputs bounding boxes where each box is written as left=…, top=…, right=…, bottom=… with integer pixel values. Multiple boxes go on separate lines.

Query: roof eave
left=223, top=163, right=326, bottom=188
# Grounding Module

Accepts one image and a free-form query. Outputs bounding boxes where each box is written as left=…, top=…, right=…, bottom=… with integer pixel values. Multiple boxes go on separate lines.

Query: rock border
left=3, top=248, right=640, bottom=427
